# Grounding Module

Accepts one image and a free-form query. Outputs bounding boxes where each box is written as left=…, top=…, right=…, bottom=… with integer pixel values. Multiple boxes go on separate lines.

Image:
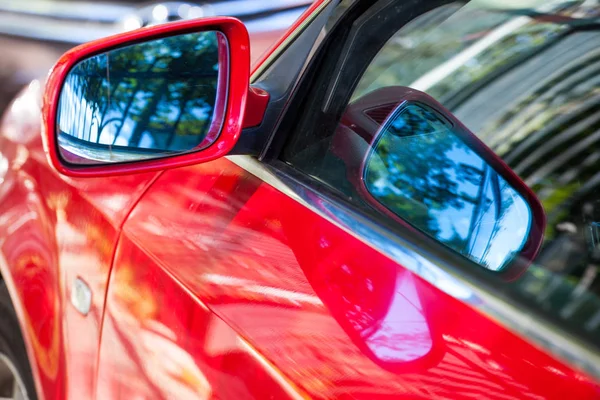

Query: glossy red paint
left=0, top=2, right=598, bottom=400
left=243, top=87, right=270, bottom=129
left=0, top=83, right=161, bottom=400
left=42, top=17, right=251, bottom=177
left=103, top=158, right=599, bottom=399
left=96, top=234, right=306, bottom=399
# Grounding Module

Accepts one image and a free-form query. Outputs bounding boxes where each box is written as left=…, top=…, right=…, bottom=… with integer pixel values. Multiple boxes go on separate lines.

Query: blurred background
left=0, top=0, right=312, bottom=115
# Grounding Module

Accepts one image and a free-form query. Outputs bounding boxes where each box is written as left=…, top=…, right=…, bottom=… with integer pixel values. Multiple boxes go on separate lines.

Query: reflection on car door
left=0, top=85, right=160, bottom=399
left=95, top=157, right=599, bottom=399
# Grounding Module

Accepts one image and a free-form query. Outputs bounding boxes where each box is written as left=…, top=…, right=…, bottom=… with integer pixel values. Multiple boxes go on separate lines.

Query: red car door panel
left=0, top=84, right=160, bottom=399
left=97, top=157, right=600, bottom=399
left=96, top=234, right=302, bottom=399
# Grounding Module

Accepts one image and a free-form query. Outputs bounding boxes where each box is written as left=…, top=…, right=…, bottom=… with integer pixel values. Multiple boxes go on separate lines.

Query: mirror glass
left=57, top=30, right=226, bottom=164
left=364, top=103, right=532, bottom=271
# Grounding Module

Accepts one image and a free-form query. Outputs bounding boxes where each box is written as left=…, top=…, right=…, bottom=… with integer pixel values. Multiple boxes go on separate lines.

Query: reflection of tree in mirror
left=365, top=104, right=469, bottom=237
left=364, top=104, right=531, bottom=271
left=58, top=31, right=221, bottom=153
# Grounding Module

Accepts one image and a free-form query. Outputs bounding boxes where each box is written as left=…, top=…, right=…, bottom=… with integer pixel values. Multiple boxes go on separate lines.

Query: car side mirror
left=42, top=17, right=268, bottom=177
left=355, top=88, right=546, bottom=278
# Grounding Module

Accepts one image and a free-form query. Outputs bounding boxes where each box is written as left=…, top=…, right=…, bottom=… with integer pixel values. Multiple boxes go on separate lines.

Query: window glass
left=282, top=0, right=600, bottom=344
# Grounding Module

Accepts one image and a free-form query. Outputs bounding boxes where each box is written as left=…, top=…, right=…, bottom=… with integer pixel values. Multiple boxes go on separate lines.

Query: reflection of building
left=443, top=3, right=600, bottom=341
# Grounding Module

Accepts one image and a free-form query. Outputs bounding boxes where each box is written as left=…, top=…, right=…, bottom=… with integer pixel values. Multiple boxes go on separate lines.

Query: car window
left=281, top=0, right=600, bottom=347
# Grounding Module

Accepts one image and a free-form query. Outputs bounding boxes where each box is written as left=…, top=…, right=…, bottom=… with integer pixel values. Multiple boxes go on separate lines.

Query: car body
left=0, top=0, right=600, bottom=399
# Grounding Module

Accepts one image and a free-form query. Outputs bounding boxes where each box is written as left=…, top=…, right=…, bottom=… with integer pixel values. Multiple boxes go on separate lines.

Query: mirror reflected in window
left=364, top=103, right=532, bottom=271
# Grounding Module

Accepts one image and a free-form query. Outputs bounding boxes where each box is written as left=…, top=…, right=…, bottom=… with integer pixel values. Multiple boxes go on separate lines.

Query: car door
left=95, top=0, right=600, bottom=399
left=0, top=81, right=161, bottom=399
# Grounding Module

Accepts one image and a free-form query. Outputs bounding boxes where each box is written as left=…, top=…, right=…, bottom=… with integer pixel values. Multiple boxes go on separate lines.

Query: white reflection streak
left=202, top=273, right=322, bottom=306
left=6, top=211, right=37, bottom=235
left=409, top=2, right=558, bottom=92
left=365, top=271, right=433, bottom=362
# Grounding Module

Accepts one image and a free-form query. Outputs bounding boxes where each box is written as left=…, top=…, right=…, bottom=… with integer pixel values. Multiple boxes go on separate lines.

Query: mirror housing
left=42, top=17, right=268, bottom=177
left=337, top=87, right=546, bottom=279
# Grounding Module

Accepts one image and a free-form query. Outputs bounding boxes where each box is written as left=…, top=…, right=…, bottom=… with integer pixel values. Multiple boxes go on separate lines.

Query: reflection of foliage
left=430, top=22, right=565, bottom=102
left=457, top=163, right=485, bottom=187
left=354, top=3, right=567, bottom=106
left=364, top=104, right=528, bottom=270
left=353, top=4, right=510, bottom=100
left=446, top=227, right=469, bottom=253
left=364, top=104, right=471, bottom=236
left=59, top=31, right=220, bottom=152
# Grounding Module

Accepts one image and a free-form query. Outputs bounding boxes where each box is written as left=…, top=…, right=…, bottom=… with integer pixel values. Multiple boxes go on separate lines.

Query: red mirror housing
left=42, top=17, right=266, bottom=177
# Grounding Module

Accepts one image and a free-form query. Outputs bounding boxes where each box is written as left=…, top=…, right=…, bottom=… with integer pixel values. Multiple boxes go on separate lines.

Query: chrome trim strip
left=226, top=154, right=600, bottom=380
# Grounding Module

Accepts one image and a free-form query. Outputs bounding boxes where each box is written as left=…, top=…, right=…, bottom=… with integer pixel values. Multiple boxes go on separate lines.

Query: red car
left=0, top=0, right=599, bottom=399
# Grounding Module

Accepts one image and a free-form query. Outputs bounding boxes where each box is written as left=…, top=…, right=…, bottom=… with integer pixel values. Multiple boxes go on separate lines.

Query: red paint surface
left=0, top=82, right=159, bottom=400
left=42, top=17, right=251, bottom=177
left=243, top=86, right=270, bottom=129
left=100, top=159, right=599, bottom=399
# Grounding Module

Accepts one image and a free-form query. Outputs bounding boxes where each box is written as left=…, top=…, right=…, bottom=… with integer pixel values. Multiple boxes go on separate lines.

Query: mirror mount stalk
left=242, top=86, right=270, bottom=129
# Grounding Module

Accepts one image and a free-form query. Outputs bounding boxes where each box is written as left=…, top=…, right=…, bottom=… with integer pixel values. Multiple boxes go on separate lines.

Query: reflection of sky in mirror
left=365, top=105, right=532, bottom=271
left=57, top=31, right=221, bottom=159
